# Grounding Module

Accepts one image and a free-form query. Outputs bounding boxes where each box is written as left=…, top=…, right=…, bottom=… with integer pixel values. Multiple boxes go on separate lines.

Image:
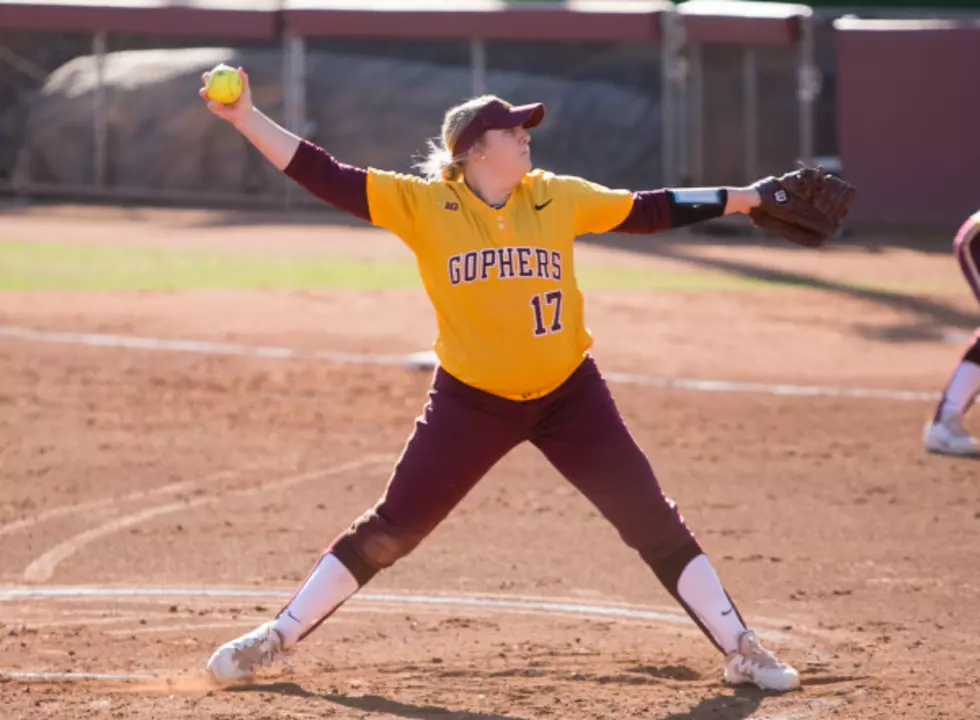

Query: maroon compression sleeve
left=611, top=190, right=673, bottom=234
left=283, top=140, right=371, bottom=222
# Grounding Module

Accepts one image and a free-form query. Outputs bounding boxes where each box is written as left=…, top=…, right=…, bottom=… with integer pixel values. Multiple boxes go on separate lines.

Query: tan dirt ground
left=1, top=204, right=979, bottom=719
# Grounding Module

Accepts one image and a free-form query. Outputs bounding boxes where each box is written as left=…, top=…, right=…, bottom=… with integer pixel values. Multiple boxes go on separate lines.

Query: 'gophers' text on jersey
left=449, top=247, right=563, bottom=285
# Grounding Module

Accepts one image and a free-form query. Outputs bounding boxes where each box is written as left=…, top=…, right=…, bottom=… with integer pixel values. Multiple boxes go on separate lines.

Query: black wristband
left=666, top=188, right=728, bottom=228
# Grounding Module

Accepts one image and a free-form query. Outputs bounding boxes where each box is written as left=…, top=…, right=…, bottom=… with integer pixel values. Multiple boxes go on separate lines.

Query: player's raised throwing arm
left=200, top=67, right=371, bottom=222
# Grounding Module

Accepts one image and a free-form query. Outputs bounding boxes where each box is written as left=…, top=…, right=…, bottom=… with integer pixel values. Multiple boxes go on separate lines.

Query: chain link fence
left=1, top=21, right=288, bottom=205
left=674, top=3, right=818, bottom=188
left=1, top=2, right=822, bottom=208
left=291, top=34, right=667, bottom=203
left=0, top=29, right=94, bottom=186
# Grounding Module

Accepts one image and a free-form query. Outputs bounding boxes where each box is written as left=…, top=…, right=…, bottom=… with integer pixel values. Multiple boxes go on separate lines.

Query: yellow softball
left=205, top=64, right=243, bottom=105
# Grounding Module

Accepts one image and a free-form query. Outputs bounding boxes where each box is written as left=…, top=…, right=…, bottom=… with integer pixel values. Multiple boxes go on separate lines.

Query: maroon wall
left=837, top=22, right=980, bottom=227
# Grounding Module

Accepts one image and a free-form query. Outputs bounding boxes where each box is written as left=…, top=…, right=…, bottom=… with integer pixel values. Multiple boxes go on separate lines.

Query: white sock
left=938, top=360, right=980, bottom=420
left=272, top=553, right=359, bottom=649
left=677, top=554, right=746, bottom=655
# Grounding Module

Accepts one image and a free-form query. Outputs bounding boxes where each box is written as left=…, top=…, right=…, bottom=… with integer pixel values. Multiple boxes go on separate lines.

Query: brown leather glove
left=749, top=165, right=857, bottom=248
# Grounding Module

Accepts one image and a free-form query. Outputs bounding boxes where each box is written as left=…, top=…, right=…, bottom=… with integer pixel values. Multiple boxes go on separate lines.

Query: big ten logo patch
left=444, top=201, right=460, bottom=211
left=774, top=189, right=788, bottom=204
left=449, top=247, right=563, bottom=285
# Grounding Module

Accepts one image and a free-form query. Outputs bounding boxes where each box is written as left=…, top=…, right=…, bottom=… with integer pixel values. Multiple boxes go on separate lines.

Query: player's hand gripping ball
left=200, top=66, right=253, bottom=127
left=749, top=164, right=857, bottom=248
left=203, top=64, right=243, bottom=105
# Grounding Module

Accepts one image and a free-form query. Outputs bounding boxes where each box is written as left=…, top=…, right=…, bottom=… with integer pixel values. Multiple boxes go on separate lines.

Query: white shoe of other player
left=924, top=416, right=980, bottom=457
left=724, top=630, right=801, bottom=692
left=206, top=621, right=286, bottom=685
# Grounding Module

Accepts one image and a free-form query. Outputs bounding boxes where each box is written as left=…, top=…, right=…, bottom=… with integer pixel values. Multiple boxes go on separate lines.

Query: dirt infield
left=1, top=205, right=979, bottom=719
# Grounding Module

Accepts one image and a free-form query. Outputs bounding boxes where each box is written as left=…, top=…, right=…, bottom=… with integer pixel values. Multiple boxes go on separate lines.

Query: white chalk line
left=0, top=325, right=407, bottom=366
left=0, top=671, right=155, bottom=681
left=22, top=456, right=390, bottom=583
left=0, top=478, right=201, bottom=539
left=103, top=620, right=275, bottom=637
left=0, top=615, right=187, bottom=631
left=0, top=585, right=838, bottom=720
left=0, top=324, right=940, bottom=403
left=20, top=469, right=238, bottom=584
left=0, top=585, right=796, bottom=644
left=943, top=330, right=973, bottom=344
left=602, top=370, right=937, bottom=402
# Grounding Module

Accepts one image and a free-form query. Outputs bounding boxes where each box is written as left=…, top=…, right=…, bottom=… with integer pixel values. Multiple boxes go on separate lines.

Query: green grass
left=0, top=241, right=420, bottom=291
left=577, top=264, right=776, bottom=292
left=0, top=239, right=928, bottom=295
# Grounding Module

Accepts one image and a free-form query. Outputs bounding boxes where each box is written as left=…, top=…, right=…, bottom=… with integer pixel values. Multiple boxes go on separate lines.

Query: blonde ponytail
left=415, top=94, right=502, bottom=182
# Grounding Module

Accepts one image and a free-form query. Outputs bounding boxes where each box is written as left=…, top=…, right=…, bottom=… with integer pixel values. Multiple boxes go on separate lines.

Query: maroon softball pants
left=331, top=356, right=697, bottom=585
left=953, top=217, right=980, bottom=364
left=955, top=216, right=980, bottom=306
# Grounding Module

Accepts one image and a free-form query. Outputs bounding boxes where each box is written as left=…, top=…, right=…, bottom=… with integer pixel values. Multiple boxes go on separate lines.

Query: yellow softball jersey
left=366, top=169, right=633, bottom=400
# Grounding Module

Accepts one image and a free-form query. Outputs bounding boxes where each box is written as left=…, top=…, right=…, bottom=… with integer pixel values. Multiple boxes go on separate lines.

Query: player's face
left=479, top=126, right=532, bottom=184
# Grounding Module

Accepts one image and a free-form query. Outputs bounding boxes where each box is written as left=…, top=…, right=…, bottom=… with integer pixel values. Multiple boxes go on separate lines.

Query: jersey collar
left=456, top=175, right=528, bottom=215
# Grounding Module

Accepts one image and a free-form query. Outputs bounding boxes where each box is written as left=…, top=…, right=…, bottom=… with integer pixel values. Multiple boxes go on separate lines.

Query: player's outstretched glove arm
left=610, top=167, right=855, bottom=247
left=748, top=166, right=857, bottom=248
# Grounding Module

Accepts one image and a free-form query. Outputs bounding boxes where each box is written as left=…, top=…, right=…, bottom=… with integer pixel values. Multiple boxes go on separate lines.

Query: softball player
left=201, top=69, right=801, bottom=692
left=924, top=211, right=980, bottom=457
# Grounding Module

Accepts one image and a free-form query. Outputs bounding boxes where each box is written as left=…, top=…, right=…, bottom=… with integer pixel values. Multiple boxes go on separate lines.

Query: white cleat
left=924, top=417, right=980, bottom=457
left=206, top=621, right=285, bottom=686
left=724, top=630, right=801, bottom=692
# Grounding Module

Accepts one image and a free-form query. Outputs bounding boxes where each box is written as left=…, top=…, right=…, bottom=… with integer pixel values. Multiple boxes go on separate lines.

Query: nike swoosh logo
left=534, top=200, right=553, bottom=211
left=721, top=607, right=735, bottom=616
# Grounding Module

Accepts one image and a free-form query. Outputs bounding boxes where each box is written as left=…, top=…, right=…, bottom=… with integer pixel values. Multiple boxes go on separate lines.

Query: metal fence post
left=660, top=8, right=683, bottom=187
left=283, top=30, right=306, bottom=208
left=470, top=37, right=487, bottom=97
left=742, top=46, right=758, bottom=184
left=92, top=30, right=108, bottom=189
left=675, top=46, right=689, bottom=187
left=796, top=12, right=820, bottom=167
left=688, top=42, right=703, bottom=186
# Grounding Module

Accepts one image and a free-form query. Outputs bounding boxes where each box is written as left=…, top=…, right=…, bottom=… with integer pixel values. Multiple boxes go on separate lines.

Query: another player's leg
left=925, top=217, right=980, bottom=457
left=206, top=370, right=525, bottom=684
left=926, top=330, right=980, bottom=457
left=530, top=358, right=799, bottom=691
